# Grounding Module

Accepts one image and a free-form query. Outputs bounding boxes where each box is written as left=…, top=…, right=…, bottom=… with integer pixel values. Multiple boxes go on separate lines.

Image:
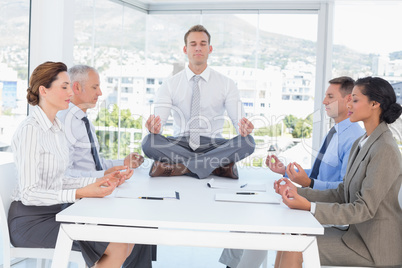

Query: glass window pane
left=200, top=13, right=318, bottom=167
left=0, top=1, right=30, bottom=158
left=72, top=2, right=321, bottom=166
left=334, top=1, right=402, bottom=154
left=256, top=14, right=317, bottom=168
left=203, top=14, right=258, bottom=68
left=73, top=0, right=148, bottom=159
left=146, top=14, right=201, bottom=66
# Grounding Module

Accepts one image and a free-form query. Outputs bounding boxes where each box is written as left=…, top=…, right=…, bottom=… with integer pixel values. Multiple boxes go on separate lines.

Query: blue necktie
left=309, top=127, right=336, bottom=179
left=82, top=116, right=103, bottom=171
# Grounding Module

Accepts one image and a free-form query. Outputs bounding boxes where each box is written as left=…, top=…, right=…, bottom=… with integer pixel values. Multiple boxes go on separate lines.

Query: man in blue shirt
left=266, top=76, right=364, bottom=190
left=219, top=76, right=365, bottom=268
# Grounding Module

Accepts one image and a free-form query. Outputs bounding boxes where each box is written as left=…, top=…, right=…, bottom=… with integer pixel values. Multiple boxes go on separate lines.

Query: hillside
left=0, top=1, right=378, bottom=78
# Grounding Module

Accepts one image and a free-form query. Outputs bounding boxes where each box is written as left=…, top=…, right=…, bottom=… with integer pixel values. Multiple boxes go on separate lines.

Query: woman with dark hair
left=9, top=61, right=134, bottom=267
left=273, top=76, right=402, bottom=267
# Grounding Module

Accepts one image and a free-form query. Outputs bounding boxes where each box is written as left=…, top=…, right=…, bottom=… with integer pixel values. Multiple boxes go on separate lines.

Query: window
left=71, top=2, right=320, bottom=165
left=333, top=1, right=402, bottom=155
left=0, top=1, right=30, bottom=157
left=122, top=77, right=133, bottom=83
left=122, top=87, right=133, bottom=93
left=243, top=102, right=254, bottom=107
left=73, top=0, right=147, bottom=158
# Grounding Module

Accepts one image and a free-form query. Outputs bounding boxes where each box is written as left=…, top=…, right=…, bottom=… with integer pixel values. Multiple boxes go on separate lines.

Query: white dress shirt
left=11, top=106, right=96, bottom=206
left=155, top=65, right=244, bottom=138
left=58, top=103, right=122, bottom=178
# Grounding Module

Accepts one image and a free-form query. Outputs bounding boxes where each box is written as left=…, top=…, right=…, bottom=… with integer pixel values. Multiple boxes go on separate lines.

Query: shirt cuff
left=310, top=202, right=316, bottom=215
left=59, top=189, right=77, bottom=203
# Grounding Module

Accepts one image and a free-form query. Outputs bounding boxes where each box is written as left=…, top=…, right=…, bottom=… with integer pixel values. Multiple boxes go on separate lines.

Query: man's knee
left=142, top=133, right=164, bottom=157
left=240, top=135, right=256, bottom=154
left=141, top=134, right=152, bottom=154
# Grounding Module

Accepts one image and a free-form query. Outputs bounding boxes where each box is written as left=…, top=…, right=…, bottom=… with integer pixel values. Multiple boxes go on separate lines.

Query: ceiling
left=117, top=0, right=390, bottom=13
left=117, top=0, right=332, bottom=13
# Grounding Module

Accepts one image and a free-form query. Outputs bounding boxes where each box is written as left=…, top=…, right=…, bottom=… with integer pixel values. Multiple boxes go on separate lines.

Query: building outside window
left=1, top=0, right=401, bottom=164
left=333, top=1, right=402, bottom=154
left=0, top=0, right=29, bottom=157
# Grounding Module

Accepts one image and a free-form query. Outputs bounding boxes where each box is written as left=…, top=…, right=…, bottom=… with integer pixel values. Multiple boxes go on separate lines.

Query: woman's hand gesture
left=281, top=187, right=311, bottom=211
left=76, top=171, right=120, bottom=199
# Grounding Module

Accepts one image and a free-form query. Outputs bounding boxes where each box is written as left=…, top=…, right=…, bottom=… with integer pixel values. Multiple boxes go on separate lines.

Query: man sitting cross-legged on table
left=142, top=25, right=255, bottom=179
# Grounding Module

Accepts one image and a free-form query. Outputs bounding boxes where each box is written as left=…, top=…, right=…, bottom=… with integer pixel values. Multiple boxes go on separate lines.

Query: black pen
left=139, top=197, right=163, bottom=200
left=236, top=192, right=257, bottom=195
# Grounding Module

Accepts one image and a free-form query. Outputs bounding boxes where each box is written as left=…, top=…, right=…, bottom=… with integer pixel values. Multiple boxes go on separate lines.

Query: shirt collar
left=68, top=102, right=87, bottom=120
left=32, top=105, right=63, bottom=132
left=185, top=65, right=210, bottom=82
left=334, top=117, right=352, bottom=134
left=358, top=134, right=369, bottom=148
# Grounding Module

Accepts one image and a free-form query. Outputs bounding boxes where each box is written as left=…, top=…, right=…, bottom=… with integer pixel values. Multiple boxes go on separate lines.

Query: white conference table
left=51, top=165, right=324, bottom=268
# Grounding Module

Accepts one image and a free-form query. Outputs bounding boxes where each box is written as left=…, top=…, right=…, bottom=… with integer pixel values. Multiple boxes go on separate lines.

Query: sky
left=237, top=1, right=402, bottom=55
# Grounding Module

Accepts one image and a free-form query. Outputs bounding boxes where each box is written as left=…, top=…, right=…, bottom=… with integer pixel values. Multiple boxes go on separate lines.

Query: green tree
left=94, top=104, right=142, bottom=128
left=94, top=105, right=143, bottom=159
left=283, top=115, right=298, bottom=129
left=292, top=114, right=313, bottom=138
left=254, top=123, right=282, bottom=137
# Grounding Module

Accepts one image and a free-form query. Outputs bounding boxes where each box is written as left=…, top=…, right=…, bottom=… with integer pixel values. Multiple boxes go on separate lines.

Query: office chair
left=0, top=162, right=87, bottom=268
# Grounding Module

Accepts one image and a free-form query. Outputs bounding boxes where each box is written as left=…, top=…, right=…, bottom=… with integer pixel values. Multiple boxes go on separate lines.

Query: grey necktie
left=82, top=116, right=103, bottom=171
left=189, top=75, right=201, bottom=151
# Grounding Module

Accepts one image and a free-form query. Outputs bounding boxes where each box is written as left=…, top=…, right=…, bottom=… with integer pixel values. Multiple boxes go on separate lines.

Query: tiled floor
left=8, top=246, right=276, bottom=267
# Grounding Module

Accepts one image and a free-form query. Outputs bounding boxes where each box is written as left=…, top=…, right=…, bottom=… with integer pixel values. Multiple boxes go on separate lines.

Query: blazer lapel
left=345, top=142, right=361, bottom=175
left=344, top=142, right=362, bottom=202
left=344, top=122, right=389, bottom=201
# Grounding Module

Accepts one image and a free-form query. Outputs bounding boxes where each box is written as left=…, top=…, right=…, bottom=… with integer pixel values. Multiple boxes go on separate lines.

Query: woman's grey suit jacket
left=298, top=122, right=402, bottom=267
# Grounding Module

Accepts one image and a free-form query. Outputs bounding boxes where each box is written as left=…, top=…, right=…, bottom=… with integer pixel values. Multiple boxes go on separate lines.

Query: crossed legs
left=142, top=134, right=255, bottom=179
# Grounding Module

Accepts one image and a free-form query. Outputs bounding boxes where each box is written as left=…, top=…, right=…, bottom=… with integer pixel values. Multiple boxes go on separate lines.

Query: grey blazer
left=299, top=122, right=402, bottom=266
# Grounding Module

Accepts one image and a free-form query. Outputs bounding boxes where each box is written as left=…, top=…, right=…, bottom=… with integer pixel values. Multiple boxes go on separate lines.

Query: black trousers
left=8, top=201, right=152, bottom=267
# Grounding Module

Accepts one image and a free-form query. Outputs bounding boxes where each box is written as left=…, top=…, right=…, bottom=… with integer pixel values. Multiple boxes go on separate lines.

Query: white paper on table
left=215, top=193, right=280, bottom=204
left=207, top=178, right=266, bottom=192
left=115, top=188, right=179, bottom=199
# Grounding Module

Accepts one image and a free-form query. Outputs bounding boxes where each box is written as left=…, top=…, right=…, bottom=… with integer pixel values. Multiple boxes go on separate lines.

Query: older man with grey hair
left=58, top=65, right=152, bottom=268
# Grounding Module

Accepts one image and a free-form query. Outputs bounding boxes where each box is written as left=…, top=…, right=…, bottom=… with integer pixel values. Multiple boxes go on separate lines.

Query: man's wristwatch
left=309, top=178, right=315, bottom=188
